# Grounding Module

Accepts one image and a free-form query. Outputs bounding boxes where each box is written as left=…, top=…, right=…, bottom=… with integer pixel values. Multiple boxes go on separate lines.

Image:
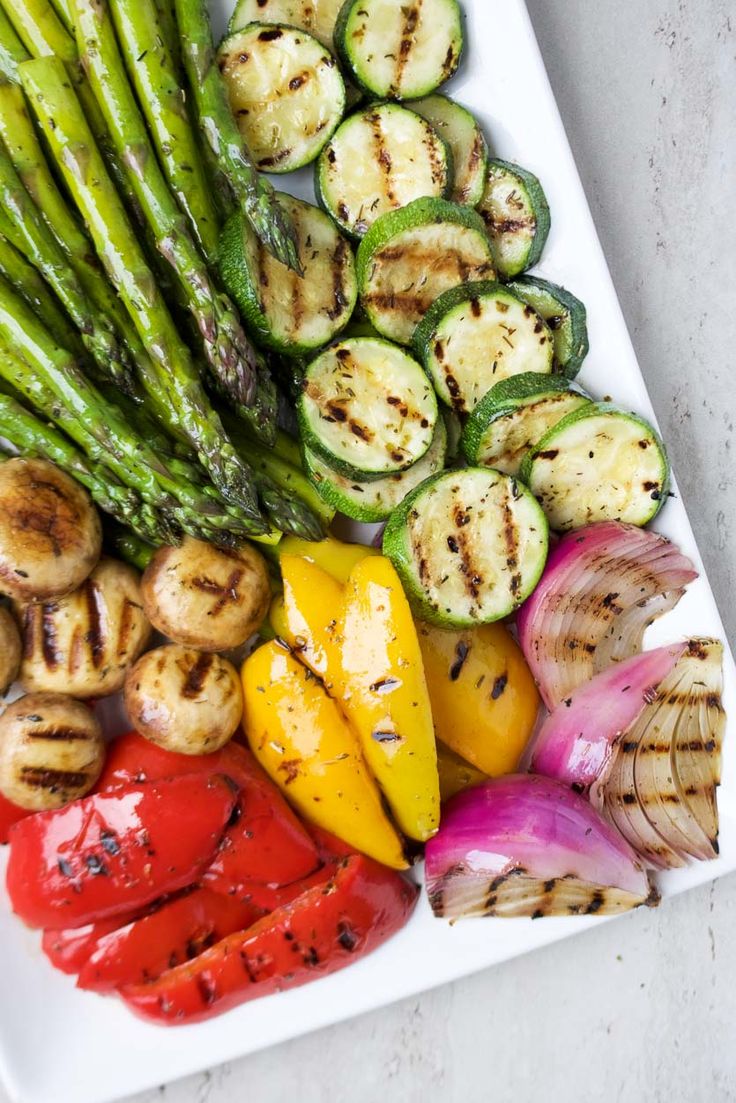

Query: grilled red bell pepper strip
left=98, top=732, right=319, bottom=890
left=42, top=912, right=143, bottom=975
left=0, top=792, right=31, bottom=844
left=121, top=855, right=418, bottom=1024
left=223, top=862, right=340, bottom=912
left=77, top=888, right=262, bottom=992
left=6, top=774, right=237, bottom=929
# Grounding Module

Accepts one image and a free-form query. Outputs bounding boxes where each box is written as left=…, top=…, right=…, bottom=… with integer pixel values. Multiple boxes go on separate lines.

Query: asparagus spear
left=50, top=0, right=74, bottom=33
left=109, top=0, right=220, bottom=265
left=21, top=57, right=266, bottom=521
left=73, top=0, right=258, bottom=408
left=104, top=521, right=157, bottom=571
left=173, top=0, right=302, bottom=273
left=0, top=142, right=134, bottom=387
left=0, top=377, right=175, bottom=544
left=0, top=7, right=26, bottom=85
left=0, top=228, right=82, bottom=354
left=0, top=80, right=147, bottom=390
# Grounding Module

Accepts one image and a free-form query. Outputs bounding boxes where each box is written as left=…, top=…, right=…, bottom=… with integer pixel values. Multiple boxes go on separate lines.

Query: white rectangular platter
left=1, top=2, right=734, bottom=1101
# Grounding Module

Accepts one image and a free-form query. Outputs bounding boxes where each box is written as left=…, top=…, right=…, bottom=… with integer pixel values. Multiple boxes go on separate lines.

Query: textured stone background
left=4, top=3, right=734, bottom=1101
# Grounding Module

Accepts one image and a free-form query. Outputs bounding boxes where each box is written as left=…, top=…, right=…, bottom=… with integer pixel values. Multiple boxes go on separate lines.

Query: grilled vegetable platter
left=0, top=0, right=727, bottom=1034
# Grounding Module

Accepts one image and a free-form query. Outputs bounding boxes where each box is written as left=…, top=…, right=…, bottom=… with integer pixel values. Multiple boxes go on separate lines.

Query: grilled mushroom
left=16, top=557, right=152, bottom=698
left=124, top=644, right=243, bottom=755
left=0, top=605, right=21, bottom=694
left=0, top=691, right=105, bottom=811
left=0, top=458, right=101, bottom=602
left=141, top=538, right=270, bottom=651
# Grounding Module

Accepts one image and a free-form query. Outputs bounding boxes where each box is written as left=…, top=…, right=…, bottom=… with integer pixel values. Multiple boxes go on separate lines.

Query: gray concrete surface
left=4, top=3, right=734, bottom=1102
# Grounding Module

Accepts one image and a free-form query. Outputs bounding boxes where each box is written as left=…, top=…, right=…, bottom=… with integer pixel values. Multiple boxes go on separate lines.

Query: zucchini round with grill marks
left=335, top=0, right=463, bottom=100
left=382, top=467, right=549, bottom=627
left=219, top=193, right=357, bottom=354
left=217, top=23, right=345, bottom=173
left=519, top=403, right=670, bottom=532
left=298, top=337, right=438, bottom=480
left=461, top=373, right=592, bottom=475
left=478, top=159, right=551, bottom=278
left=409, top=94, right=489, bottom=207
left=304, top=416, right=447, bottom=522
left=316, top=103, right=451, bottom=240
left=357, top=198, right=496, bottom=346
left=505, top=276, right=589, bottom=378
left=228, top=0, right=344, bottom=47
left=413, top=280, right=554, bottom=414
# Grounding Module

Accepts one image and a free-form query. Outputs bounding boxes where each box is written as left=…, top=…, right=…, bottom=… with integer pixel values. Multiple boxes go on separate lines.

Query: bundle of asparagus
left=0, top=0, right=321, bottom=548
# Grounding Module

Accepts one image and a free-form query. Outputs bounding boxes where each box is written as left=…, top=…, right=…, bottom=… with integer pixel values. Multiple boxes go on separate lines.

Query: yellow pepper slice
left=279, top=555, right=345, bottom=691
left=340, top=557, right=440, bottom=842
left=417, top=622, right=539, bottom=776
left=436, top=741, right=487, bottom=803
left=278, top=534, right=379, bottom=585
left=242, top=641, right=407, bottom=870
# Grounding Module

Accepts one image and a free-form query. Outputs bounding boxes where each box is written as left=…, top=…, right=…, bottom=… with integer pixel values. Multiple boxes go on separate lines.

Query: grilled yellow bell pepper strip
left=416, top=622, right=540, bottom=776
left=436, top=741, right=487, bottom=803
left=242, top=641, right=407, bottom=870
left=279, top=555, right=344, bottom=691
left=340, top=557, right=440, bottom=842
left=277, top=534, right=379, bottom=584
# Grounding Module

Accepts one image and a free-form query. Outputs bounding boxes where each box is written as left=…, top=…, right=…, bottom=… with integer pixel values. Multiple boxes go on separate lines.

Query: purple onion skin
left=527, top=642, right=687, bottom=791
left=516, top=521, right=697, bottom=709
left=425, top=774, right=652, bottom=910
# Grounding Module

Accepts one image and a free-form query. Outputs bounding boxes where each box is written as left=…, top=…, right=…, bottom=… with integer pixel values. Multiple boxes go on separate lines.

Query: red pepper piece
left=42, top=912, right=142, bottom=975
left=7, top=774, right=237, bottom=929
left=307, top=825, right=356, bottom=863
left=98, top=732, right=319, bottom=890
left=0, top=792, right=31, bottom=845
left=121, top=855, right=418, bottom=1024
left=221, top=863, right=340, bottom=912
left=77, top=888, right=262, bottom=992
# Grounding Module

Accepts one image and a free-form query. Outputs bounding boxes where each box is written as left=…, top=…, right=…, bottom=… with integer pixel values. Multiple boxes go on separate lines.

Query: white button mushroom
left=124, top=643, right=244, bottom=755
left=15, top=557, right=152, bottom=698
left=140, top=538, right=271, bottom=651
left=0, top=458, right=101, bottom=602
left=0, top=692, right=105, bottom=811
left=0, top=605, right=20, bottom=695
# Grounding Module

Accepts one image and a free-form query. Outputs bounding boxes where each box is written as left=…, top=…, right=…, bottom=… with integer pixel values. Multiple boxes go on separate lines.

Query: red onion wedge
left=424, top=774, right=656, bottom=920
left=529, top=639, right=726, bottom=869
left=516, top=521, right=697, bottom=709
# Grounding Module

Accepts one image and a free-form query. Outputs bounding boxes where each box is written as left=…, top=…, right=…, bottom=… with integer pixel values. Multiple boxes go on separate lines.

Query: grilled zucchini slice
left=298, top=337, right=438, bottom=479
left=357, top=198, right=495, bottom=345
left=316, top=103, right=451, bottom=240
left=228, top=0, right=344, bottom=47
left=478, top=159, right=551, bottom=278
left=335, top=0, right=463, bottom=100
left=304, top=417, right=447, bottom=522
left=409, top=94, right=489, bottom=206
left=505, top=276, right=589, bottom=378
left=217, top=24, right=345, bottom=173
left=219, top=193, right=357, bottom=354
left=382, top=467, right=549, bottom=627
left=519, top=403, right=670, bottom=531
left=461, top=373, right=592, bottom=475
left=413, top=281, right=554, bottom=414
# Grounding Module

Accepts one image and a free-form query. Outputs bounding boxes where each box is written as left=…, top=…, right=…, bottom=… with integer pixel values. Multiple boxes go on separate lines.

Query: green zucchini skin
left=409, top=94, right=489, bottom=207
left=412, top=280, right=554, bottom=414
left=519, top=402, right=670, bottom=532
left=382, top=467, right=549, bottom=627
left=356, top=197, right=496, bottom=345
left=478, top=159, right=551, bottom=278
left=461, top=373, right=592, bottom=474
left=228, top=0, right=345, bottom=48
left=334, top=0, right=464, bottom=101
left=505, top=275, right=589, bottom=378
left=219, top=193, right=357, bottom=355
left=315, top=102, right=452, bottom=241
left=303, top=416, right=447, bottom=522
left=297, top=337, right=438, bottom=480
left=217, top=23, right=345, bottom=173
